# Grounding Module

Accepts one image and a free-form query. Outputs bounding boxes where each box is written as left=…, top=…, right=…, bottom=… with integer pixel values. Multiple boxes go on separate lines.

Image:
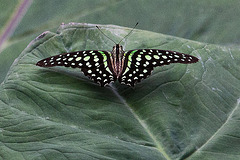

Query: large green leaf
left=0, top=23, right=240, bottom=159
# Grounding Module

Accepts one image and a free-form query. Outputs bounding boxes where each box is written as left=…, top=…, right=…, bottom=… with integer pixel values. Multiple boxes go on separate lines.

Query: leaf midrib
left=109, top=84, right=171, bottom=160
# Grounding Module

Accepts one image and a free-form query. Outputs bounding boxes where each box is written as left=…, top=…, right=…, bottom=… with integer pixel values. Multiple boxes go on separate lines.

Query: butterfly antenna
left=96, top=26, right=117, bottom=44
left=118, top=22, right=138, bottom=44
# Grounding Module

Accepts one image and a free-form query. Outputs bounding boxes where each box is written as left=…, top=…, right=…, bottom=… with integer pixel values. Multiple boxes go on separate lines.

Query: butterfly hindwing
left=119, top=49, right=198, bottom=86
left=36, top=50, right=116, bottom=86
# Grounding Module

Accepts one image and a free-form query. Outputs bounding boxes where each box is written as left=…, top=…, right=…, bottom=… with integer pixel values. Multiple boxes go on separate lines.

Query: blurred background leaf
left=0, top=0, right=240, bottom=160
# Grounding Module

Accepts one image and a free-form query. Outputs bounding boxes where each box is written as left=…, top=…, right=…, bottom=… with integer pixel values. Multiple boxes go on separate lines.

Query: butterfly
left=36, top=24, right=199, bottom=87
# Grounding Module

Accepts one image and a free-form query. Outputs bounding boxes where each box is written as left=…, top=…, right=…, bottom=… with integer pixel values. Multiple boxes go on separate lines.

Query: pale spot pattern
left=119, top=49, right=198, bottom=86
left=36, top=47, right=198, bottom=87
left=36, top=50, right=115, bottom=86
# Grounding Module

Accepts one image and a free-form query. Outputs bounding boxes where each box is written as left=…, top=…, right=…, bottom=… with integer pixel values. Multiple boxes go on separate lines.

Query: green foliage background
left=0, top=0, right=240, bottom=160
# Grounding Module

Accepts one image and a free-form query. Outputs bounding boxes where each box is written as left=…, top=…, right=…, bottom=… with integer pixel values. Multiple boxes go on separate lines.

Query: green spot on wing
left=99, top=51, right=108, bottom=61
left=105, top=67, right=112, bottom=74
left=153, top=55, right=160, bottom=59
left=104, top=61, right=108, bottom=67
left=122, top=67, right=130, bottom=75
left=76, top=57, right=81, bottom=61
left=128, top=61, right=132, bottom=67
left=131, top=50, right=137, bottom=54
left=68, top=57, right=74, bottom=61
left=127, top=50, right=138, bottom=61
left=84, top=56, right=90, bottom=61
left=145, top=55, right=151, bottom=60
left=94, top=57, right=99, bottom=62
left=162, top=55, right=167, bottom=59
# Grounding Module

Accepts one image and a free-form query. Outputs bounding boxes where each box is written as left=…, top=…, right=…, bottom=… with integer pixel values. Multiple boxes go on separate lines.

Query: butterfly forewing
left=36, top=50, right=116, bottom=86
left=119, top=49, right=198, bottom=86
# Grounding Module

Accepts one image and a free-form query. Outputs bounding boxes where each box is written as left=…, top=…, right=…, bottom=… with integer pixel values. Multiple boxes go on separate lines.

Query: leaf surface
left=1, top=23, right=240, bottom=159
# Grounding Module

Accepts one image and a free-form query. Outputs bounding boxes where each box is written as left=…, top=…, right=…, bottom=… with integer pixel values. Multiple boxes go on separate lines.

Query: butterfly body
left=36, top=42, right=198, bottom=87
left=110, top=44, right=125, bottom=78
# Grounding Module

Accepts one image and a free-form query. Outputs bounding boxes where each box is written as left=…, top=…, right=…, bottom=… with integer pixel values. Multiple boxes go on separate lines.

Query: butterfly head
left=112, top=44, right=123, bottom=52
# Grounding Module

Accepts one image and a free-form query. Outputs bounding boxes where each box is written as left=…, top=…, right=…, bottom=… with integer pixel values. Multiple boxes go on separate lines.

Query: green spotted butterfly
left=36, top=24, right=198, bottom=87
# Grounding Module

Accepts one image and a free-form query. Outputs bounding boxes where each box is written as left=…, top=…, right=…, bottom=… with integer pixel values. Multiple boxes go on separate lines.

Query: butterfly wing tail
left=36, top=52, right=79, bottom=68
left=36, top=54, right=65, bottom=67
left=172, top=51, right=199, bottom=64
